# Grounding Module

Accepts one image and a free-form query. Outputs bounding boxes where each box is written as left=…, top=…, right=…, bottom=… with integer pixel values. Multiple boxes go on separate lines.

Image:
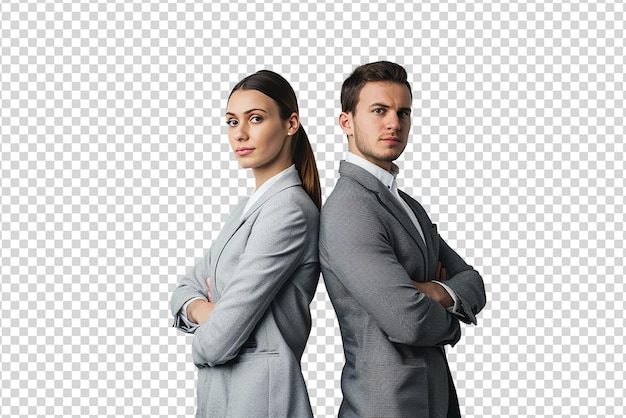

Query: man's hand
left=412, top=281, right=454, bottom=308
left=187, top=299, right=215, bottom=325
left=435, top=261, right=449, bottom=281
left=412, top=262, right=453, bottom=308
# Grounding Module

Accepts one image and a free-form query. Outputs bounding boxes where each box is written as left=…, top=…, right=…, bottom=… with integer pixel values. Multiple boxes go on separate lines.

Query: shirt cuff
left=433, top=281, right=465, bottom=318
left=177, top=297, right=205, bottom=333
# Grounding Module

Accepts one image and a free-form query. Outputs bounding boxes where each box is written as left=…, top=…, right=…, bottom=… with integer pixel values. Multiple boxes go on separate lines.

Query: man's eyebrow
left=368, top=102, right=412, bottom=112
left=225, top=108, right=268, bottom=116
left=368, top=102, right=391, bottom=109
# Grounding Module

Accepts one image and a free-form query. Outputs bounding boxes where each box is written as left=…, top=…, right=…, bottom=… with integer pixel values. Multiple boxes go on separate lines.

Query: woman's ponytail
left=291, top=126, right=321, bottom=210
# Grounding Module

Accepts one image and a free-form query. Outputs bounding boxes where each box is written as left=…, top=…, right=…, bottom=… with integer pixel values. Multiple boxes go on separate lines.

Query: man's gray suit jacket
left=319, top=161, right=486, bottom=418
left=171, top=168, right=320, bottom=417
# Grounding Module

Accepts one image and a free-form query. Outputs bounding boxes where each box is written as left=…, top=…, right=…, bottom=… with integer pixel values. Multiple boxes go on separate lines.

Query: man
left=319, top=61, right=486, bottom=418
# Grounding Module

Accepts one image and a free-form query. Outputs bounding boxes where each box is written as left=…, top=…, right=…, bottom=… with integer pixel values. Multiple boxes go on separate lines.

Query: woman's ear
left=287, top=112, right=300, bottom=136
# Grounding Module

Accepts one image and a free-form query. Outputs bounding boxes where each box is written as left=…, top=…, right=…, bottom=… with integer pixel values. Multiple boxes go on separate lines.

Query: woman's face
left=226, top=89, right=296, bottom=184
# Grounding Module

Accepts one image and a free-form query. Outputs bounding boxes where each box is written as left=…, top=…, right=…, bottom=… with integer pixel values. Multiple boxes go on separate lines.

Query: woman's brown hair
left=229, top=70, right=322, bottom=209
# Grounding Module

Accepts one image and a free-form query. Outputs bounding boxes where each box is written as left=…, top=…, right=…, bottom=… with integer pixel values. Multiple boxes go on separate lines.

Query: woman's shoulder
left=267, top=184, right=318, bottom=214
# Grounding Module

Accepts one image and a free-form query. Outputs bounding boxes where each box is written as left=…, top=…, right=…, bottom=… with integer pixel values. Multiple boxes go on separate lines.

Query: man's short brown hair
left=340, top=61, right=413, bottom=114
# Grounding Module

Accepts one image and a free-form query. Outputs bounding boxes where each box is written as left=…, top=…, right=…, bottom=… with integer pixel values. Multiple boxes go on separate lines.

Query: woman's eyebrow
left=225, top=108, right=268, bottom=116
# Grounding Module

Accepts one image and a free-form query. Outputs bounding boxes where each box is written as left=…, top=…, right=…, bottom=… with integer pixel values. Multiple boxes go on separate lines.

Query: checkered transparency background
left=1, top=1, right=624, bottom=417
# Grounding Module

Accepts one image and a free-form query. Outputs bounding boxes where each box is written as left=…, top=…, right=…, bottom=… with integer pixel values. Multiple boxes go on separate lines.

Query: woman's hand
left=187, top=299, right=215, bottom=325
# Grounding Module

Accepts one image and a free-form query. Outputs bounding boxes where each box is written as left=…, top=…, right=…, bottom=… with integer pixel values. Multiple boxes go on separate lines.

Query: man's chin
left=378, top=151, right=403, bottom=162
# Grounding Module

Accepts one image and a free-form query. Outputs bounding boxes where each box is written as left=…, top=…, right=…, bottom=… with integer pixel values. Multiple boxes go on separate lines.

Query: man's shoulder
left=323, top=176, right=372, bottom=208
left=320, top=177, right=382, bottom=232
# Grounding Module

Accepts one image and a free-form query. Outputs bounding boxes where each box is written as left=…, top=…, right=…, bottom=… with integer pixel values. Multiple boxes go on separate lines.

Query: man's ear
left=339, top=112, right=353, bottom=137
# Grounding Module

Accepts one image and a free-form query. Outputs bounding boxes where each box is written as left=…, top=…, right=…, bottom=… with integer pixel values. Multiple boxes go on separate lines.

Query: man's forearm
left=411, top=280, right=454, bottom=308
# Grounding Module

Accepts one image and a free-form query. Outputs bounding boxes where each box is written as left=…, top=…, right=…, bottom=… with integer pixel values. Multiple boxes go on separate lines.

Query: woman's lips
left=236, top=148, right=254, bottom=156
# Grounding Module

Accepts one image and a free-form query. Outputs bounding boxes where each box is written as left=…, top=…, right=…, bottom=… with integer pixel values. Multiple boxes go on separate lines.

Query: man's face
left=339, top=81, right=412, bottom=171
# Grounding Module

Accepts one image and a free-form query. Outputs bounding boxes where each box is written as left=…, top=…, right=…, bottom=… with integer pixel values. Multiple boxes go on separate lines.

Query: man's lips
left=382, top=137, right=401, bottom=144
left=236, top=147, right=254, bottom=156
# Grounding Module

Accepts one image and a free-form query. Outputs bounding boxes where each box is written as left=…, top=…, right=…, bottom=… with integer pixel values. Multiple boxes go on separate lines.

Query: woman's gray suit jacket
left=319, top=161, right=486, bottom=418
left=171, top=168, right=320, bottom=417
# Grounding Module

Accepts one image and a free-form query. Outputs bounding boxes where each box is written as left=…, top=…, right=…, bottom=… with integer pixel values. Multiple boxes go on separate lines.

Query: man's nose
left=386, top=113, right=401, bottom=131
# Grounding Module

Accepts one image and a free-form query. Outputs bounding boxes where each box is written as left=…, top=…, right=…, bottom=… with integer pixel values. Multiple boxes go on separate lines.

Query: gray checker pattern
left=1, top=1, right=624, bottom=417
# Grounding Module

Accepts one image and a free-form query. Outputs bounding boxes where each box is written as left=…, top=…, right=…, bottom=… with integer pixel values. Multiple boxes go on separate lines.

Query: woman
left=170, top=70, right=321, bottom=417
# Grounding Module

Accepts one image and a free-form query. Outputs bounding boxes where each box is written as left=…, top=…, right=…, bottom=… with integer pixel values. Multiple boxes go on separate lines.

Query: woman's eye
left=226, top=119, right=238, bottom=127
left=250, top=116, right=263, bottom=123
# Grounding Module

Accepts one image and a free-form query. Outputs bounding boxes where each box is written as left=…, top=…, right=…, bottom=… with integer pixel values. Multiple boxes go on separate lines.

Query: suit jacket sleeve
left=403, top=193, right=486, bottom=325
left=320, top=197, right=462, bottom=348
left=436, top=234, right=486, bottom=325
left=170, top=249, right=211, bottom=333
left=191, top=194, right=314, bottom=367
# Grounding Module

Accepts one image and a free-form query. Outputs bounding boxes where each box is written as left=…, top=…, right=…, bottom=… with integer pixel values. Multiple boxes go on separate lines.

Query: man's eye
left=374, top=108, right=384, bottom=114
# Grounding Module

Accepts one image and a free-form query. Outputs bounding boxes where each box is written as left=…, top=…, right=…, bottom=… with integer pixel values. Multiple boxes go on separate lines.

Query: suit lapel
left=209, top=201, right=247, bottom=283
left=400, top=190, right=444, bottom=281
left=210, top=168, right=302, bottom=281
left=399, top=190, right=436, bottom=255
left=339, top=161, right=428, bottom=259
left=239, top=169, right=301, bottom=223
left=376, top=188, right=428, bottom=258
